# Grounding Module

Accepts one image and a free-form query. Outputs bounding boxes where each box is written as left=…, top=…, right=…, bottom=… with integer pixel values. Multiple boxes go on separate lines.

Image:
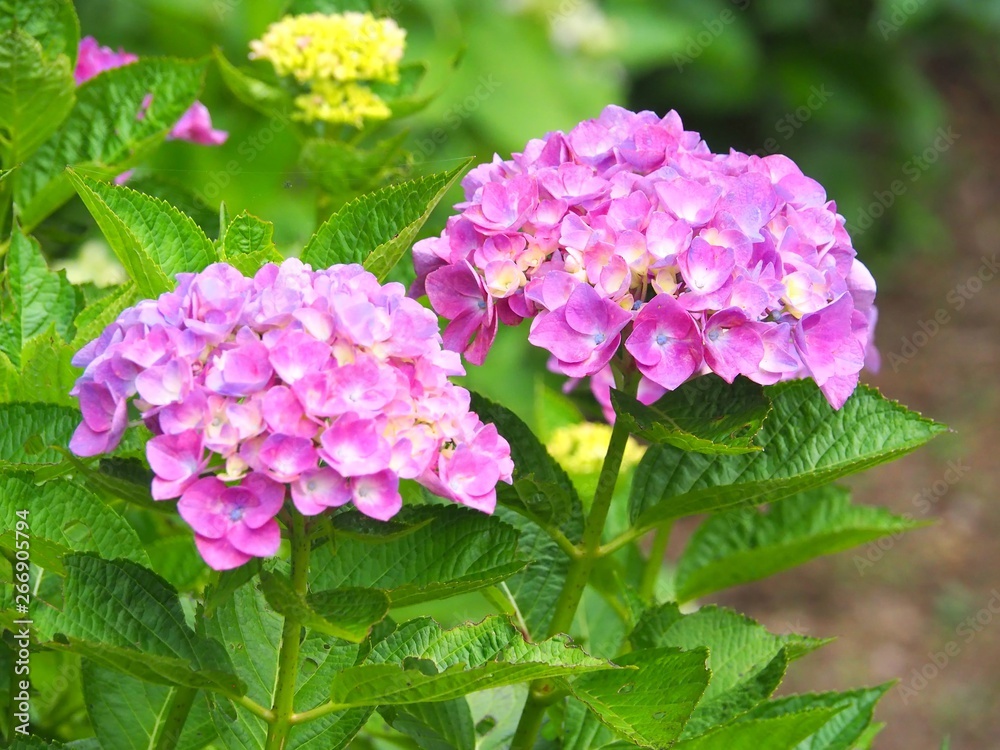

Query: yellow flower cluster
left=294, top=81, right=391, bottom=128
left=249, top=11, right=405, bottom=126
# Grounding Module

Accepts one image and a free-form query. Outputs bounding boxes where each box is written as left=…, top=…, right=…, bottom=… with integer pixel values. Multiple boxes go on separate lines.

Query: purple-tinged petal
left=625, top=295, right=702, bottom=390
left=194, top=535, right=251, bottom=571
left=319, top=414, right=392, bottom=476
left=227, top=518, right=281, bottom=557
left=268, top=330, right=331, bottom=384
left=350, top=471, right=402, bottom=521
left=257, top=434, right=317, bottom=482
left=703, top=308, right=765, bottom=383
left=291, top=468, right=351, bottom=516
left=168, top=102, right=228, bottom=146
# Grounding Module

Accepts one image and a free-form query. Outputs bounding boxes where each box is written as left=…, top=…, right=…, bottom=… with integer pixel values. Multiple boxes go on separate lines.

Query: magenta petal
left=262, top=385, right=316, bottom=438
left=678, top=238, right=735, bottom=294
left=625, top=295, right=702, bottom=390
left=77, top=382, right=118, bottom=432
left=177, top=477, right=229, bottom=539
left=169, top=102, right=228, bottom=146
left=268, top=331, right=331, bottom=384
left=291, top=468, right=352, bottom=515
left=319, top=415, right=392, bottom=476
left=194, top=535, right=251, bottom=571
left=69, top=421, right=113, bottom=457
left=241, top=472, right=286, bottom=528
left=227, top=519, right=281, bottom=557
left=703, top=308, right=765, bottom=383
left=350, top=471, right=402, bottom=521
left=257, top=433, right=318, bottom=482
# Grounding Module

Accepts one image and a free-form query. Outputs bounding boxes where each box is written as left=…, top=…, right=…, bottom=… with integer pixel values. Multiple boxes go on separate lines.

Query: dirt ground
left=705, top=69, right=1000, bottom=749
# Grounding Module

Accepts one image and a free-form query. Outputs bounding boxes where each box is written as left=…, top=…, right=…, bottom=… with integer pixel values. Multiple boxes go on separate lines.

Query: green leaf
left=4, top=326, right=79, bottom=405
left=680, top=649, right=789, bottom=739
left=562, top=696, right=618, bottom=750
left=0, top=0, right=79, bottom=62
left=470, top=392, right=580, bottom=528
left=672, top=709, right=844, bottom=750
left=301, top=133, right=408, bottom=210
left=68, top=171, right=217, bottom=279
left=66, top=171, right=174, bottom=297
left=496, top=503, right=583, bottom=639
left=83, top=662, right=217, bottom=750
left=39, top=555, right=244, bottom=697
left=17, top=57, right=206, bottom=230
left=310, top=504, right=526, bottom=607
left=380, top=699, right=476, bottom=750
left=328, top=616, right=612, bottom=706
left=0, top=402, right=79, bottom=467
left=629, top=381, right=947, bottom=530
left=219, top=210, right=282, bottom=276
left=146, top=535, right=212, bottom=593
left=260, top=570, right=389, bottom=643
left=739, top=686, right=891, bottom=750
left=0, top=474, right=148, bottom=570
left=300, top=159, right=471, bottom=280
left=467, top=394, right=586, bottom=637
left=0, top=29, right=75, bottom=163
left=675, top=485, right=924, bottom=603
left=213, top=47, right=291, bottom=119
left=570, top=647, right=710, bottom=747
left=287, top=0, right=372, bottom=14
left=203, top=582, right=370, bottom=749
left=71, top=282, right=138, bottom=348
left=611, top=375, right=770, bottom=455
left=1, top=227, right=78, bottom=366
left=630, top=605, right=826, bottom=704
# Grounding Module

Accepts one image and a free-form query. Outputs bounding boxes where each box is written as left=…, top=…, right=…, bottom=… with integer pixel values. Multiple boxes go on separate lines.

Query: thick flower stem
left=510, top=382, right=636, bottom=749
left=265, top=513, right=310, bottom=750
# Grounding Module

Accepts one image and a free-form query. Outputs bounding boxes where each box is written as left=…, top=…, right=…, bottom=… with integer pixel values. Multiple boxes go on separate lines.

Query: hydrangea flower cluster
left=249, top=12, right=406, bottom=126
left=75, top=37, right=228, bottom=147
left=413, top=105, right=879, bottom=411
left=69, top=260, right=513, bottom=570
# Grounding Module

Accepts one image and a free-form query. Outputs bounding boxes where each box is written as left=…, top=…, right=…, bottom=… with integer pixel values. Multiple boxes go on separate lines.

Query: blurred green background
left=46, top=1, right=1000, bottom=747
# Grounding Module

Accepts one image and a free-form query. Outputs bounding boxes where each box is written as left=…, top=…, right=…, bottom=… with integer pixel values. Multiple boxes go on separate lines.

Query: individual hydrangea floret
left=75, top=36, right=228, bottom=146
left=69, top=260, right=513, bottom=570
left=248, top=11, right=405, bottom=126
left=413, top=105, right=879, bottom=413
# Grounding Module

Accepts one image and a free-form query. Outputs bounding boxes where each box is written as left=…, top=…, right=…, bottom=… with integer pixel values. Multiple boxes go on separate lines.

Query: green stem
left=151, top=686, right=197, bottom=750
left=265, top=513, right=310, bottom=750
left=510, top=376, right=638, bottom=750
left=639, top=522, right=672, bottom=603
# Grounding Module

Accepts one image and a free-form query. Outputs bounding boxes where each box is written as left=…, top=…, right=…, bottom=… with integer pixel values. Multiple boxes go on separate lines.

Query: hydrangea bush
left=1, top=3, right=947, bottom=750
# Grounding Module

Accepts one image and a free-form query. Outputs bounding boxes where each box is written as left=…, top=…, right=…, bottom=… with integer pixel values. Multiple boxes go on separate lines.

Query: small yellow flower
left=294, top=81, right=392, bottom=127
left=250, top=11, right=405, bottom=126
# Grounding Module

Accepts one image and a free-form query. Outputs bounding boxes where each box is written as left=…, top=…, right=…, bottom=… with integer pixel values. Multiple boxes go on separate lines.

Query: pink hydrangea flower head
left=70, top=260, right=513, bottom=569
left=413, top=105, right=878, bottom=411
left=74, top=36, right=227, bottom=147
